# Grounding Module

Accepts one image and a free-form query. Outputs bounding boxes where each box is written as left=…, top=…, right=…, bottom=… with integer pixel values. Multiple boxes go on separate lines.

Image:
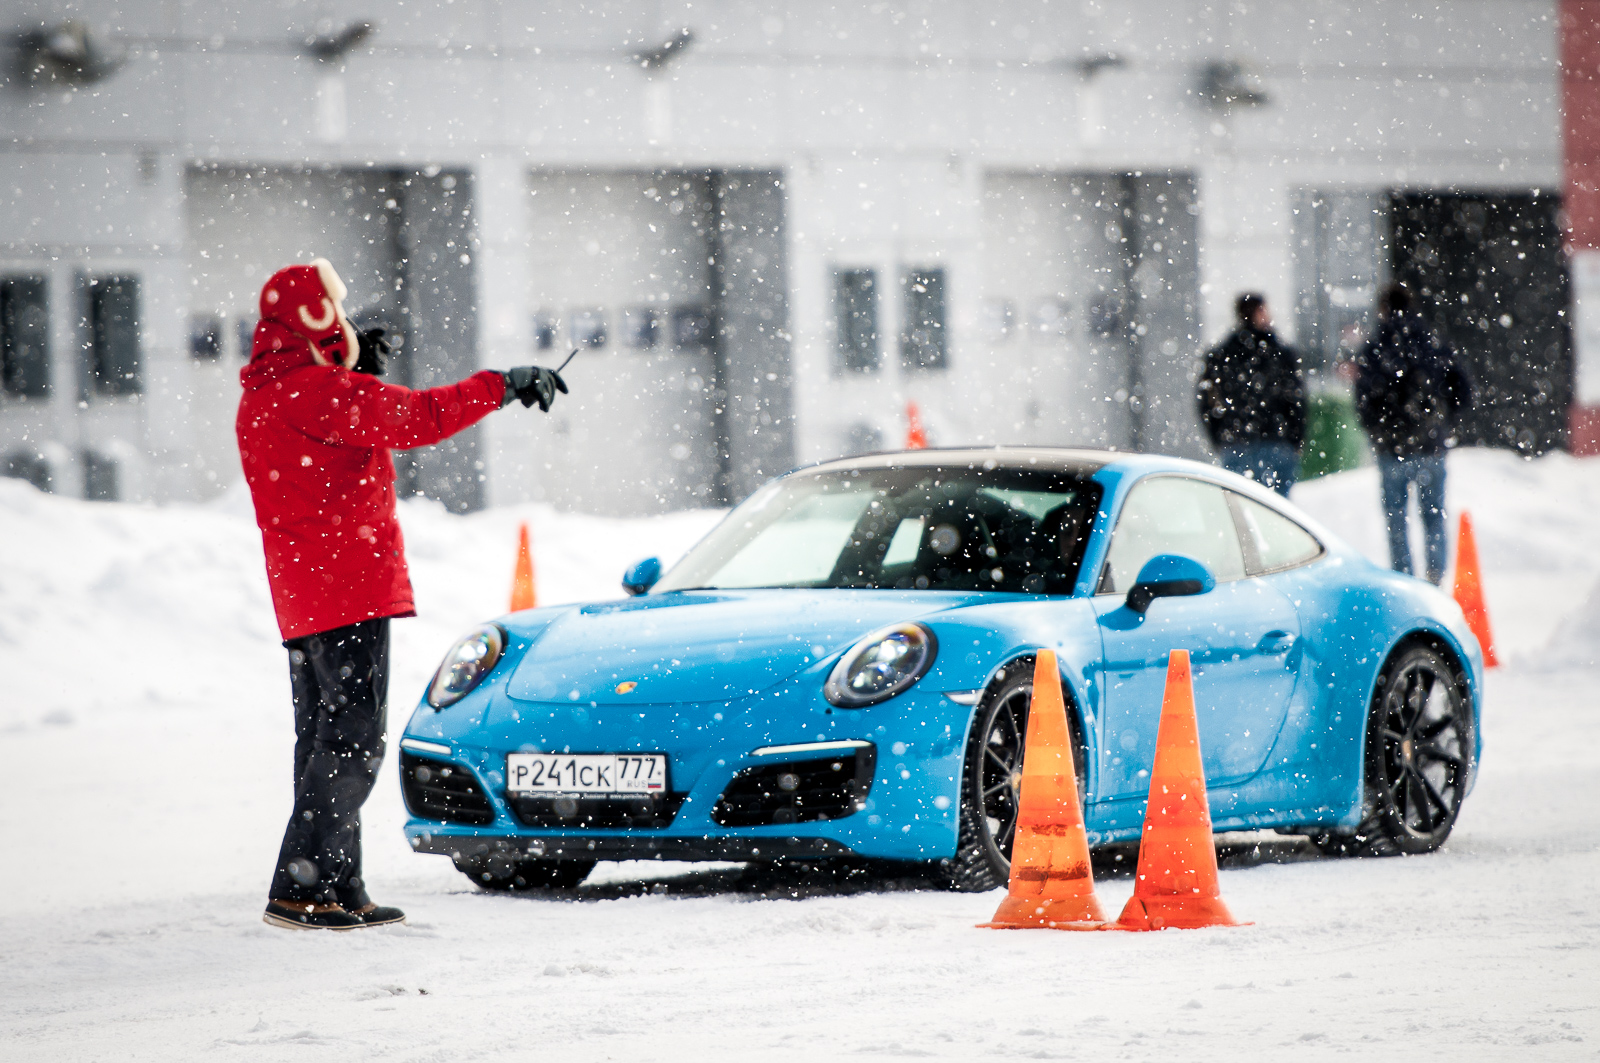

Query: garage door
left=980, top=172, right=1202, bottom=457
left=525, top=172, right=722, bottom=515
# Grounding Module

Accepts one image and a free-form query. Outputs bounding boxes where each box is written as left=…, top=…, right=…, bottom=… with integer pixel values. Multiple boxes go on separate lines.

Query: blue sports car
left=400, top=448, right=1482, bottom=890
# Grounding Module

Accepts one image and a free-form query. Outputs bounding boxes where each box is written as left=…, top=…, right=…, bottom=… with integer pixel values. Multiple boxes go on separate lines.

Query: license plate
left=505, top=753, right=667, bottom=795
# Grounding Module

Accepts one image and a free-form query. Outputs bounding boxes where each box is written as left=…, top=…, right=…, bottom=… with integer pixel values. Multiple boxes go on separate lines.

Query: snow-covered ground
left=2, top=448, right=1597, bottom=1060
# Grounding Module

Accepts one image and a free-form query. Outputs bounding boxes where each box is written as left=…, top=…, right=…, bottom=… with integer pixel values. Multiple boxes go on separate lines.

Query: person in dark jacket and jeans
left=1197, top=293, right=1307, bottom=496
left=1354, top=283, right=1474, bottom=584
left=237, top=258, right=568, bottom=930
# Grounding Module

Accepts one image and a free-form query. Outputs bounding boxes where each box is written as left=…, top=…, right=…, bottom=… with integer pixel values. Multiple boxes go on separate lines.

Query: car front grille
left=508, top=792, right=687, bottom=829
left=400, top=752, right=495, bottom=826
left=711, top=746, right=877, bottom=827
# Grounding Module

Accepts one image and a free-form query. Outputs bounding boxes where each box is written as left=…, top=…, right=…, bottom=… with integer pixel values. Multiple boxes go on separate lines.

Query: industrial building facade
left=0, top=2, right=1570, bottom=513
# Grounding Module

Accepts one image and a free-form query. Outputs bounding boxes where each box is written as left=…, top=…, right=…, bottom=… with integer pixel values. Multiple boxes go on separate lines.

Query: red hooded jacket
left=237, top=320, right=505, bottom=640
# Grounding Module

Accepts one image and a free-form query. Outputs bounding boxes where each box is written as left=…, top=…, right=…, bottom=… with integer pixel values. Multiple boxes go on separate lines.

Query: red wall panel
left=1563, top=0, right=1600, bottom=250
left=1563, top=0, right=1600, bottom=452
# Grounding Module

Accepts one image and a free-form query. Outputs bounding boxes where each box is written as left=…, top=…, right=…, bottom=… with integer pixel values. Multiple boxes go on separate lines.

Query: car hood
left=502, top=589, right=992, bottom=704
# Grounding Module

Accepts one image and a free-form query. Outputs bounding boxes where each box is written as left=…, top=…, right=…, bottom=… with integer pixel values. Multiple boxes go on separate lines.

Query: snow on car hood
left=502, top=589, right=989, bottom=705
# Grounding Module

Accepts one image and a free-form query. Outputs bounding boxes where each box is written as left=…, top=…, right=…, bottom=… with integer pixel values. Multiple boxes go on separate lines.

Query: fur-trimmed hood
left=255, top=258, right=359, bottom=369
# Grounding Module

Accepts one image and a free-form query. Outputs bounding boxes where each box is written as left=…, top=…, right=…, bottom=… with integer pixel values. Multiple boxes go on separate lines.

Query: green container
left=1299, top=391, right=1368, bottom=481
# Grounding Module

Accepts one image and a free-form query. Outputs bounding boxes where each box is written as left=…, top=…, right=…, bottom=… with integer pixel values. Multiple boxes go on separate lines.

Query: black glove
left=503, top=365, right=569, bottom=412
left=353, top=327, right=390, bottom=377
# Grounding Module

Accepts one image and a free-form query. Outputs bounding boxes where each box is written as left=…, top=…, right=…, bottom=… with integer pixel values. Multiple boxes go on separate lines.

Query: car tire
left=1311, top=642, right=1473, bottom=858
left=934, top=659, right=1089, bottom=892
left=455, top=854, right=596, bottom=890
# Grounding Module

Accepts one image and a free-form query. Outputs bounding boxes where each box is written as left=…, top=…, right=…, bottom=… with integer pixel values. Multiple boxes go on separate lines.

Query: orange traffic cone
left=905, top=401, right=928, bottom=450
left=978, top=651, right=1108, bottom=931
left=509, top=521, right=537, bottom=612
left=1112, top=650, right=1245, bottom=932
left=1451, top=510, right=1498, bottom=668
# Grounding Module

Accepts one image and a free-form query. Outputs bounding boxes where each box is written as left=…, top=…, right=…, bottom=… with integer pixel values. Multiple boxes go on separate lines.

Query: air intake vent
left=508, top=792, right=686, bottom=829
left=400, top=752, right=494, bottom=826
left=712, top=746, right=876, bottom=827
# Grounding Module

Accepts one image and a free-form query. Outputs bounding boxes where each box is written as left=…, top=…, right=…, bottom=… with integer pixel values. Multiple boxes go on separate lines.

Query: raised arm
left=280, top=366, right=507, bottom=450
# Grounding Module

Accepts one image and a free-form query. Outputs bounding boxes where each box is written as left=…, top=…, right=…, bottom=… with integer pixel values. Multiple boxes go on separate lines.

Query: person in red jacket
left=238, top=258, right=566, bottom=930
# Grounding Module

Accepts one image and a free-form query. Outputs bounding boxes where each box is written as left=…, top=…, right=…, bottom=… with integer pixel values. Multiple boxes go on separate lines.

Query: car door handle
left=1257, top=630, right=1296, bottom=655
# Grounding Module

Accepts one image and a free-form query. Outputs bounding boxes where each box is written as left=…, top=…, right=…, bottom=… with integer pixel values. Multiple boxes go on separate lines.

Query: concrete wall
left=0, top=0, right=1564, bottom=508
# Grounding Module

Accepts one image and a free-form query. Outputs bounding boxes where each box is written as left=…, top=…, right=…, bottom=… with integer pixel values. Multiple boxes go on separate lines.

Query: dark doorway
left=1389, top=192, right=1572, bottom=454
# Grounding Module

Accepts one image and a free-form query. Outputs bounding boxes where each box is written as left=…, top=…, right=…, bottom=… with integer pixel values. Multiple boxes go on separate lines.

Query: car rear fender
left=1357, top=619, right=1484, bottom=796
left=1269, top=568, right=1484, bottom=828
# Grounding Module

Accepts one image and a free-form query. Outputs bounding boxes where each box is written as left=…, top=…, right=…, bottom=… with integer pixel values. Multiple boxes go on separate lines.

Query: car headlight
left=824, top=622, right=938, bottom=708
left=427, top=623, right=507, bottom=709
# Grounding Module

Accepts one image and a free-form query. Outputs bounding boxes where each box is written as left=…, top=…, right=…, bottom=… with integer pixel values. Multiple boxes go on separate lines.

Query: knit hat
left=258, top=258, right=359, bottom=369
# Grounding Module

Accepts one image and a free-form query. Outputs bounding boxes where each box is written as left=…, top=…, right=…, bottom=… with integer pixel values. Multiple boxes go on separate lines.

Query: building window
left=834, top=269, right=878, bottom=372
left=979, top=297, right=1015, bottom=344
left=901, top=268, right=947, bottom=371
left=620, top=308, right=661, bottom=349
left=1030, top=298, right=1070, bottom=340
left=1, top=276, right=50, bottom=398
left=672, top=306, right=713, bottom=349
left=89, top=276, right=142, bottom=395
left=82, top=449, right=119, bottom=502
left=237, top=317, right=256, bottom=359
left=190, top=313, right=223, bottom=359
left=533, top=311, right=560, bottom=351
left=570, top=308, right=607, bottom=349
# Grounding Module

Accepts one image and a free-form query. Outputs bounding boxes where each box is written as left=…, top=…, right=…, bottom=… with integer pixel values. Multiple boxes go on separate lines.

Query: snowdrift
left=0, top=480, right=719, bottom=732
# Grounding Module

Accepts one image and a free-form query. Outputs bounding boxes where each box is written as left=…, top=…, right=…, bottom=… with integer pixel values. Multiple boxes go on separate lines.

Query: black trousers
left=269, top=618, right=389, bottom=907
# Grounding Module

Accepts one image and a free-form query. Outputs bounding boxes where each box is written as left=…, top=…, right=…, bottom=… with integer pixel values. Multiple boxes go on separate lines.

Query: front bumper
left=409, top=832, right=858, bottom=863
left=400, top=680, right=977, bottom=864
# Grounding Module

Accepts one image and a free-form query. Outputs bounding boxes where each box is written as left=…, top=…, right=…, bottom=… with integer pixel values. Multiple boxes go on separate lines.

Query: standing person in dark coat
left=238, top=258, right=569, bottom=930
left=1353, top=283, right=1474, bottom=584
left=1196, top=293, right=1307, bottom=496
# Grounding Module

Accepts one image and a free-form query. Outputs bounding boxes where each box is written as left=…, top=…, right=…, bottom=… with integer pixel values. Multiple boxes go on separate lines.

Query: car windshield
left=654, top=466, right=1102, bottom=594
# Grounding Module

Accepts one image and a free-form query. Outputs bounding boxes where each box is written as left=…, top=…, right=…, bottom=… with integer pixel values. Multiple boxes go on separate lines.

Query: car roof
left=795, top=446, right=1329, bottom=524
left=800, top=446, right=1115, bottom=479
left=797, top=446, right=1247, bottom=480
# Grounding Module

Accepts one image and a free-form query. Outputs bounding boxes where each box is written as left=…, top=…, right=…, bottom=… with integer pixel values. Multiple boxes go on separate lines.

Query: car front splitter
left=409, top=832, right=860, bottom=863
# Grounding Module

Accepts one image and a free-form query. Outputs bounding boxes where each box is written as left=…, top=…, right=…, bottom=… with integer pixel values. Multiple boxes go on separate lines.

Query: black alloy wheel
left=938, top=660, right=1089, bottom=891
left=1314, top=643, right=1472, bottom=857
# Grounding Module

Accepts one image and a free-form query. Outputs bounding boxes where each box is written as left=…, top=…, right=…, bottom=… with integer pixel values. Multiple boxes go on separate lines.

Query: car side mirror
left=1126, top=554, right=1216, bottom=614
left=621, top=556, right=662, bottom=596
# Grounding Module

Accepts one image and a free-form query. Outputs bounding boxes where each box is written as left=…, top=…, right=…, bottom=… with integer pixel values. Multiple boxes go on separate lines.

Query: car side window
left=1100, top=476, right=1247, bottom=593
left=1232, top=493, right=1324, bottom=573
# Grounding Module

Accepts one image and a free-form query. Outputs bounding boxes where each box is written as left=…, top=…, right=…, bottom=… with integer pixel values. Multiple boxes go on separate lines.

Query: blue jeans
left=1378, top=453, right=1448, bottom=583
left=1220, top=441, right=1299, bottom=496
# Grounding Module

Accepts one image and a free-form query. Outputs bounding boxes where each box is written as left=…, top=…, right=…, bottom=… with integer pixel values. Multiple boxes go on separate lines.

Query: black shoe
left=349, top=902, right=406, bottom=927
left=263, top=899, right=364, bottom=931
